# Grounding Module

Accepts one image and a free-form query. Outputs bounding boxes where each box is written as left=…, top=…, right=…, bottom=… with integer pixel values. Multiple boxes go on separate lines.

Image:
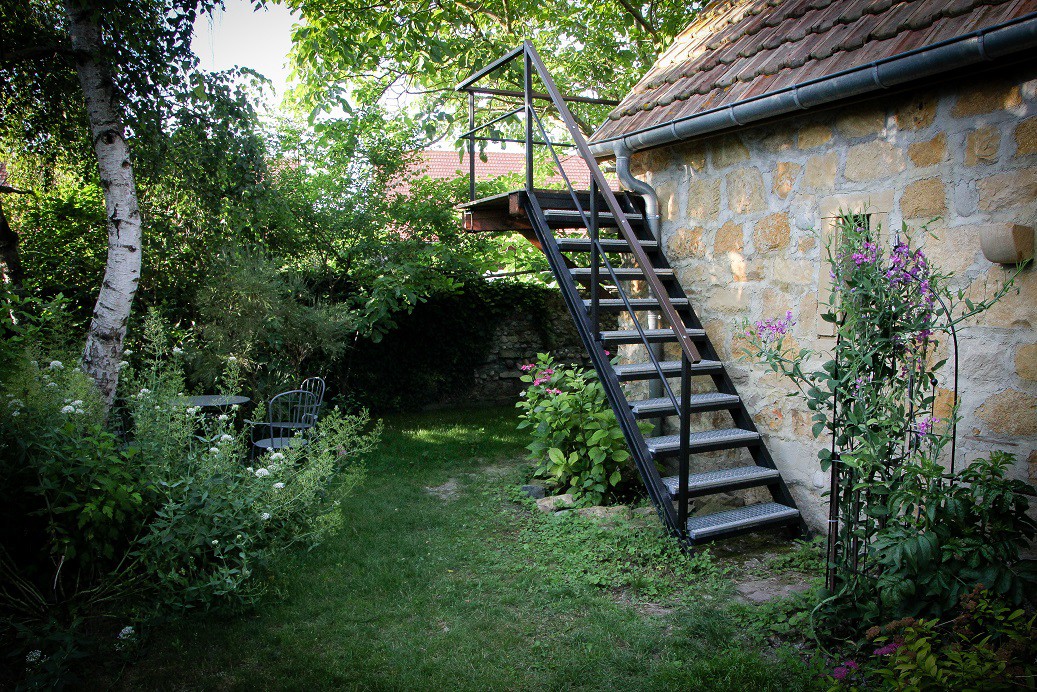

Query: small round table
left=179, top=395, right=251, bottom=409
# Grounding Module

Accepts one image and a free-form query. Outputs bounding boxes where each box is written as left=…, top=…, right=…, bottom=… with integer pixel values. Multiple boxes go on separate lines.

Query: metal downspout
left=614, top=141, right=664, bottom=434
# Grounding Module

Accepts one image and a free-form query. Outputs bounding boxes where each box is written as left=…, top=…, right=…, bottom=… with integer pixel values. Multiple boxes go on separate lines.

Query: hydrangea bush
left=516, top=352, right=650, bottom=505
left=740, top=214, right=1033, bottom=622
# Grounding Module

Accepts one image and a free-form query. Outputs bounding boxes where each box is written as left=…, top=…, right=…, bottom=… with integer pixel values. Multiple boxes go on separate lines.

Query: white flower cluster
left=25, top=649, right=45, bottom=664
left=118, top=626, right=135, bottom=640
left=118, top=360, right=129, bottom=370
left=172, top=346, right=184, bottom=355
left=260, top=512, right=271, bottom=520
left=268, top=452, right=284, bottom=461
left=219, top=434, right=234, bottom=443
left=273, top=482, right=285, bottom=490
left=61, top=399, right=85, bottom=415
left=254, top=467, right=270, bottom=478
left=186, top=406, right=201, bottom=416
left=48, top=360, right=64, bottom=370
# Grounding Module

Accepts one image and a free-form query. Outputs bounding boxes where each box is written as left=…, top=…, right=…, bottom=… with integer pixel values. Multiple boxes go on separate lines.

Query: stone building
left=588, top=0, right=1037, bottom=527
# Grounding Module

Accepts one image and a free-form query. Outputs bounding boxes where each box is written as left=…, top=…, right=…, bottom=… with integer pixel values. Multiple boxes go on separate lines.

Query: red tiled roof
left=592, top=0, right=1037, bottom=143
left=406, top=149, right=596, bottom=189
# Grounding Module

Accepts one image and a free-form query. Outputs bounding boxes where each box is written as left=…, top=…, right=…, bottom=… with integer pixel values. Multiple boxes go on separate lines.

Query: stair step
left=583, top=297, right=689, bottom=311
left=661, top=466, right=781, bottom=498
left=645, top=427, right=760, bottom=456
left=613, top=359, right=723, bottom=381
left=570, top=267, right=674, bottom=279
left=686, top=502, right=801, bottom=542
left=600, top=327, right=707, bottom=344
left=630, top=392, right=741, bottom=418
left=556, top=237, right=658, bottom=252
left=543, top=209, right=645, bottom=228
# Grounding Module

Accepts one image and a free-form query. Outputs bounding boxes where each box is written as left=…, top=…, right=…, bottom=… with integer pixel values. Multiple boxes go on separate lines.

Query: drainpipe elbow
left=613, top=140, right=661, bottom=242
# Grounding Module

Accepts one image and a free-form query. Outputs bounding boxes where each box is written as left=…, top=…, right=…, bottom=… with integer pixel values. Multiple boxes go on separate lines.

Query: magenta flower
left=917, top=416, right=940, bottom=435
left=832, top=666, right=849, bottom=681
left=520, top=363, right=535, bottom=372
left=873, top=641, right=901, bottom=656
left=542, top=368, right=555, bottom=375
left=603, top=350, right=611, bottom=356
left=852, top=241, right=879, bottom=266
left=546, top=388, right=562, bottom=395
left=533, top=377, right=548, bottom=386
left=844, top=660, right=859, bottom=671
left=753, top=310, right=795, bottom=343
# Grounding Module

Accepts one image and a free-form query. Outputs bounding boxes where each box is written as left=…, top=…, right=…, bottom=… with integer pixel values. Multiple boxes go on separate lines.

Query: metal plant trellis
left=823, top=224, right=961, bottom=593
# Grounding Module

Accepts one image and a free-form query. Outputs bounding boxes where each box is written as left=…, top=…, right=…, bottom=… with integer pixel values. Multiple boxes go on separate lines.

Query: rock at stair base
left=574, top=505, right=629, bottom=520
left=536, top=493, right=576, bottom=513
left=520, top=484, right=547, bottom=500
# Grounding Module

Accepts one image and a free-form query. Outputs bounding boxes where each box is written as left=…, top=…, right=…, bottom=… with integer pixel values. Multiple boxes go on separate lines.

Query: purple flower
left=874, top=641, right=901, bottom=656
left=752, top=310, right=796, bottom=343
left=832, top=666, right=849, bottom=681
left=845, top=660, right=859, bottom=671
left=520, top=363, right=535, bottom=372
left=851, top=241, right=879, bottom=266
left=917, top=416, right=940, bottom=435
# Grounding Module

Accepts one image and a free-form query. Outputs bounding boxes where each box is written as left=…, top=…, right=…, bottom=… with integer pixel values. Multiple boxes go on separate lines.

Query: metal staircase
left=457, top=42, right=805, bottom=546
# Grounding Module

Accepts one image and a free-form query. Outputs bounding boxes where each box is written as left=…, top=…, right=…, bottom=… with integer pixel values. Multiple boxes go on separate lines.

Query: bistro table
left=178, top=394, right=250, bottom=409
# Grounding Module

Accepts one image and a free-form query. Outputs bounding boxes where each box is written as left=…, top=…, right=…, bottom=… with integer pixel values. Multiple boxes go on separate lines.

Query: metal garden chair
left=249, top=389, right=319, bottom=457
left=299, top=376, right=326, bottom=415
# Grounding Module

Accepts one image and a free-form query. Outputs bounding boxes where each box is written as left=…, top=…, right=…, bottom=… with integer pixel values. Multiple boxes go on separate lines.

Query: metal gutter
left=589, top=12, right=1037, bottom=158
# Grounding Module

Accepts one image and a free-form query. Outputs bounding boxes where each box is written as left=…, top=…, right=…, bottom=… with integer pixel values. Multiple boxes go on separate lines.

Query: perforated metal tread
left=600, top=328, right=707, bottom=344
left=645, top=427, right=760, bottom=455
left=630, top=392, right=741, bottom=417
left=570, top=267, right=674, bottom=278
left=556, top=237, right=659, bottom=252
left=543, top=209, right=645, bottom=227
left=686, top=502, right=800, bottom=542
left=613, top=359, right=723, bottom=381
left=661, top=466, right=781, bottom=498
left=583, top=297, right=689, bottom=310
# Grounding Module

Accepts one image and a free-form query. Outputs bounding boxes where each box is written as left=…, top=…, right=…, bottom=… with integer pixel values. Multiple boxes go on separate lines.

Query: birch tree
left=63, top=0, right=142, bottom=406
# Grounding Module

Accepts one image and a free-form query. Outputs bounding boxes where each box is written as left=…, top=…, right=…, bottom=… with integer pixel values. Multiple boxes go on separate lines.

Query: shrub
left=829, top=587, right=1037, bottom=689
left=516, top=353, right=648, bottom=505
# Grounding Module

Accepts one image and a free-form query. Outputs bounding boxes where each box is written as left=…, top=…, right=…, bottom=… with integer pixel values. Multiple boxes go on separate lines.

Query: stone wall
left=461, top=291, right=601, bottom=405
left=628, top=64, right=1037, bottom=529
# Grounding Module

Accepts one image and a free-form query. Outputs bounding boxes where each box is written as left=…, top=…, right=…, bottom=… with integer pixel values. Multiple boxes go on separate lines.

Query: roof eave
left=588, top=12, right=1037, bottom=159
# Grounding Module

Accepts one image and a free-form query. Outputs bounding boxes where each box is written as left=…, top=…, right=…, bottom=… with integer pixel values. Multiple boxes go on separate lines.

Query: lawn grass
left=109, top=406, right=824, bottom=690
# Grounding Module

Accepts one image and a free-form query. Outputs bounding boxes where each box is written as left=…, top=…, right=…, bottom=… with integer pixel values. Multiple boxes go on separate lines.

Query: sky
left=192, top=0, right=299, bottom=102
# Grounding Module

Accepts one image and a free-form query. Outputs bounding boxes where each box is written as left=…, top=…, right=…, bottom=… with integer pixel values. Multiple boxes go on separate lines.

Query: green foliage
left=741, top=215, right=1031, bottom=624
left=288, top=0, right=699, bottom=138
left=870, top=451, right=1037, bottom=615
left=828, top=587, right=1037, bottom=689
left=0, top=285, right=75, bottom=375
left=516, top=353, right=649, bottom=505
left=512, top=508, right=724, bottom=598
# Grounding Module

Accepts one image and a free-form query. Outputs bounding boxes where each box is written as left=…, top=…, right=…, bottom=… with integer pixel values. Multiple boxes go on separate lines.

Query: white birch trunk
left=64, top=0, right=142, bottom=408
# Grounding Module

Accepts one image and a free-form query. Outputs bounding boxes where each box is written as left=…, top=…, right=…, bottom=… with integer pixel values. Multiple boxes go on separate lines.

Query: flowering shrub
left=740, top=215, right=1031, bottom=622
left=1, top=312, right=379, bottom=685
left=828, top=587, right=1036, bottom=689
left=516, top=353, right=649, bottom=505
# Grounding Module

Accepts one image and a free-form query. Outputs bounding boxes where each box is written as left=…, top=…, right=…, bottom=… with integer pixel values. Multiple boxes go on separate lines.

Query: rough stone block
left=976, top=389, right=1037, bottom=436
left=753, top=212, right=792, bottom=252
left=773, top=161, right=800, bottom=199
left=835, top=109, right=885, bottom=138
left=686, top=177, right=721, bottom=221
left=1017, top=343, right=1037, bottom=381
left=901, top=177, right=947, bottom=219
left=536, top=493, right=575, bottom=512
left=714, top=220, right=744, bottom=255
left=1016, top=117, right=1037, bottom=157
left=969, top=267, right=1036, bottom=329
left=895, top=93, right=938, bottom=131
left=978, top=169, right=1037, bottom=211
left=797, top=123, right=832, bottom=149
left=727, top=167, right=766, bottom=215
left=952, top=82, right=1023, bottom=118
left=713, top=135, right=750, bottom=168
left=803, top=152, right=838, bottom=190
left=965, top=125, right=1001, bottom=166
left=845, top=140, right=904, bottom=181
left=667, top=226, right=705, bottom=259
left=908, top=132, right=947, bottom=167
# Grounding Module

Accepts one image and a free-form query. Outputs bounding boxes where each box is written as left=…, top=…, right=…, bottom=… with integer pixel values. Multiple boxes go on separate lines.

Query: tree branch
left=614, top=0, right=658, bottom=39
left=0, top=44, right=75, bottom=65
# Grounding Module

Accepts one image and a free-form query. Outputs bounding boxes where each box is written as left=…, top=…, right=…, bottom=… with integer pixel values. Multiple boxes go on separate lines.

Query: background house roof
left=591, top=0, right=1037, bottom=146
left=407, top=149, right=596, bottom=188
